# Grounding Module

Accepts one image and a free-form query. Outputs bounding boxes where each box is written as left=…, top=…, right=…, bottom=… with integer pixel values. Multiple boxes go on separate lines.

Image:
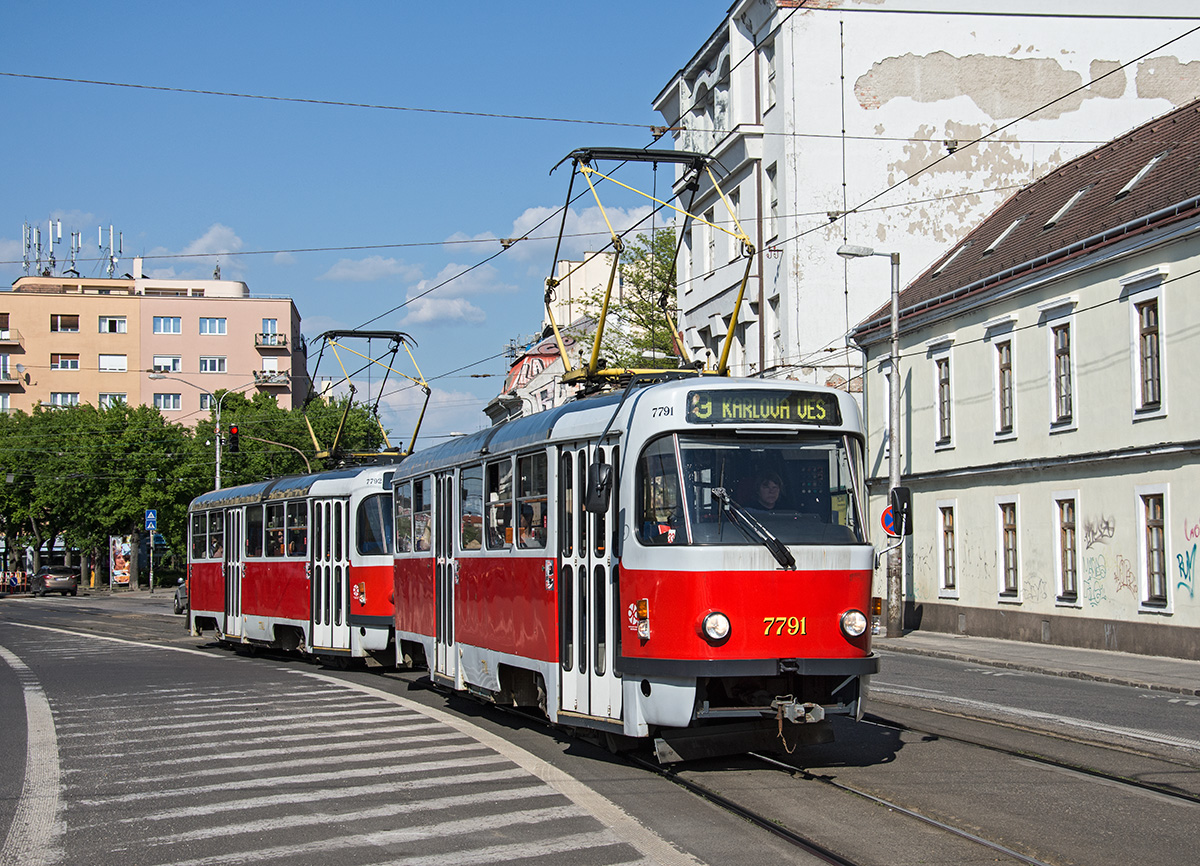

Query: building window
left=932, top=347, right=953, bottom=448
left=762, top=40, right=776, bottom=108
left=153, top=355, right=182, bottom=373
left=153, top=393, right=181, bottom=411
left=98, top=393, right=127, bottom=408
left=938, top=503, right=957, bottom=595
left=998, top=498, right=1019, bottom=597
left=1136, top=298, right=1161, bottom=410
left=200, top=394, right=215, bottom=411
left=153, top=316, right=182, bottom=335
left=50, top=314, right=79, bottom=333
left=1057, top=497, right=1078, bottom=602
left=199, top=317, right=227, bottom=335
left=261, top=318, right=281, bottom=346
left=199, top=356, right=227, bottom=374
left=727, top=189, right=740, bottom=262
left=1052, top=323, right=1073, bottom=425
left=996, top=340, right=1014, bottom=436
left=703, top=209, right=715, bottom=275
left=1142, top=491, right=1168, bottom=607
left=98, top=316, right=127, bottom=334
left=766, top=164, right=778, bottom=241
left=98, top=354, right=127, bottom=372
left=51, top=353, right=79, bottom=371
left=49, top=392, right=79, bottom=407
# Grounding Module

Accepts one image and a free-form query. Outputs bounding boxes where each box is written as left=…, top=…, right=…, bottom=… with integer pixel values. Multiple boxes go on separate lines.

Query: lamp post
left=148, top=374, right=255, bottom=489
left=837, top=243, right=903, bottom=637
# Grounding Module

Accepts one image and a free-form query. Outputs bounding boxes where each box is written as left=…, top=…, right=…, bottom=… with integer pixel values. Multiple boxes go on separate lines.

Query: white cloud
left=505, top=204, right=655, bottom=262
left=273, top=251, right=297, bottom=266
left=401, top=296, right=486, bottom=326
left=143, top=223, right=246, bottom=279
left=317, top=255, right=422, bottom=283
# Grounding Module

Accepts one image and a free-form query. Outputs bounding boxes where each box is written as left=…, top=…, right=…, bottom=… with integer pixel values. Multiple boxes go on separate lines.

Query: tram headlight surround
left=700, top=611, right=731, bottom=643
left=840, top=609, right=868, bottom=638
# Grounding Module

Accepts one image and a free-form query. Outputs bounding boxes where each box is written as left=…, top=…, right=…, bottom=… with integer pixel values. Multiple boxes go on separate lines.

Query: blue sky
left=0, top=1, right=723, bottom=441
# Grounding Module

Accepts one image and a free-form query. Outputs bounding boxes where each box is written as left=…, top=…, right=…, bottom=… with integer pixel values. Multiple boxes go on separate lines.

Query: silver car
left=32, top=565, right=79, bottom=597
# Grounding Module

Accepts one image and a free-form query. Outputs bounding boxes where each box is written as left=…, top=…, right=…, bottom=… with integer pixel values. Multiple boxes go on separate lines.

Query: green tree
left=576, top=229, right=682, bottom=370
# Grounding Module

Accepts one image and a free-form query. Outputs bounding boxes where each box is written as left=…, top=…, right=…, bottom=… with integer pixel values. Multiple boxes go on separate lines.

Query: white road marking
left=0, top=644, right=63, bottom=866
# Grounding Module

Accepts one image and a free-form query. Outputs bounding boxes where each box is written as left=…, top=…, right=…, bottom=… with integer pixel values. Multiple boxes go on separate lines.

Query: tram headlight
left=840, top=609, right=868, bottom=638
left=701, top=611, right=731, bottom=642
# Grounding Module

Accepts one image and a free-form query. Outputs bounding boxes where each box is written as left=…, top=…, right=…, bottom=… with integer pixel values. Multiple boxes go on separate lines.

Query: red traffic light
left=228, top=425, right=240, bottom=453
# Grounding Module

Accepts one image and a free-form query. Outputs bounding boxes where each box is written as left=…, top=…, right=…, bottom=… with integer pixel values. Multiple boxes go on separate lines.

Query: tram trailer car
left=187, top=463, right=399, bottom=664
left=392, top=377, right=880, bottom=760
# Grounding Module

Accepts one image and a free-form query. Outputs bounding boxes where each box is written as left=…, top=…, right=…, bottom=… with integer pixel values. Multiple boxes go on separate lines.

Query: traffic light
left=228, top=424, right=240, bottom=453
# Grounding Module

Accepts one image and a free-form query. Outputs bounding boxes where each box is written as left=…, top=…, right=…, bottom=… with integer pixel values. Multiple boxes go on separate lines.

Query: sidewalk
left=874, top=630, right=1200, bottom=697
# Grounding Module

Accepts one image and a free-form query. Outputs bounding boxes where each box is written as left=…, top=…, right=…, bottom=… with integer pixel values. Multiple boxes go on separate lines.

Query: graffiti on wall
left=1083, top=514, right=1116, bottom=549
left=1178, top=543, right=1196, bottom=601
left=1112, top=555, right=1137, bottom=597
left=1082, top=554, right=1108, bottom=607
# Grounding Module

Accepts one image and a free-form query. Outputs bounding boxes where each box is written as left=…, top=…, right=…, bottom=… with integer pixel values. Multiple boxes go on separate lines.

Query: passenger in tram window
left=750, top=471, right=784, bottom=511
left=287, top=529, right=306, bottom=557
left=416, top=523, right=431, bottom=551
left=211, top=538, right=223, bottom=557
left=518, top=504, right=544, bottom=550
left=266, top=528, right=285, bottom=557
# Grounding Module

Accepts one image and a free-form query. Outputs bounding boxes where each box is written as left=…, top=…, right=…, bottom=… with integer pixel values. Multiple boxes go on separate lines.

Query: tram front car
left=616, top=378, right=877, bottom=760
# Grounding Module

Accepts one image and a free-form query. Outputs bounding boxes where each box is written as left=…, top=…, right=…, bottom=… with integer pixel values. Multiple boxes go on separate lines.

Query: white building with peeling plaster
left=653, top=0, right=1200, bottom=389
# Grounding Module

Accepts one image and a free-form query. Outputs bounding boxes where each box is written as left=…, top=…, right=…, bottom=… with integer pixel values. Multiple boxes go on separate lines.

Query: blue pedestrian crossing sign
left=145, top=509, right=157, bottom=531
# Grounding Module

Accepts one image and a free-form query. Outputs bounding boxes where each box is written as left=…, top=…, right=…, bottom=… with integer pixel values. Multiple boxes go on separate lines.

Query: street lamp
left=837, top=243, right=903, bottom=637
left=148, top=374, right=255, bottom=489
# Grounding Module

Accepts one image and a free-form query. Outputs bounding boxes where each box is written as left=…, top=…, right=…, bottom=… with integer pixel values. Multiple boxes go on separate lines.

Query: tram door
left=558, top=444, right=622, bottom=722
left=311, top=498, right=351, bottom=652
left=223, top=509, right=243, bottom=639
left=432, top=472, right=458, bottom=684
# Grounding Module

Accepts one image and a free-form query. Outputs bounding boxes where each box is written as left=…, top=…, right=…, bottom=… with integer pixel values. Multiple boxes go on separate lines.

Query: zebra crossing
left=1, top=626, right=698, bottom=866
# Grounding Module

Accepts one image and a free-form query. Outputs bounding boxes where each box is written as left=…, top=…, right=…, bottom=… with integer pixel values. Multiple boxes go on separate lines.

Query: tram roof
left=188, top=465, right=384, bottom=511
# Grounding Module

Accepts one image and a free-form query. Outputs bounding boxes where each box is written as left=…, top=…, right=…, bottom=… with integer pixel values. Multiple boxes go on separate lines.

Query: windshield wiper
left=711, top=488, right=796, bottom=570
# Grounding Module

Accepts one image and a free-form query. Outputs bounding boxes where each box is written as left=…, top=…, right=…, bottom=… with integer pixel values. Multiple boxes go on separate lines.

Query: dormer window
left=931, top=242, right=971, bottom=277
left=1043, top=187, right=1090, bottom=231
left=1116, top=150, right=1167, bottom=200
left=983, top=217, right=1025, bottom=256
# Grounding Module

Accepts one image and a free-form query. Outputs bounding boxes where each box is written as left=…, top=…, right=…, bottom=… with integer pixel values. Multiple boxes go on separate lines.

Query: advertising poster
left=110, top=535, right=131, bottom=586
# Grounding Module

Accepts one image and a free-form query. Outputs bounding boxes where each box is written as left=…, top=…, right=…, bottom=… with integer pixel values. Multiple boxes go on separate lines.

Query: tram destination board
left=686, top=389, right=841, bottom=426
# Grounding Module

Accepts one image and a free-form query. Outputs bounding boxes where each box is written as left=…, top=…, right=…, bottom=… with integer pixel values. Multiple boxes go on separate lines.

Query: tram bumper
left=653, top=717, right=833, bottom=763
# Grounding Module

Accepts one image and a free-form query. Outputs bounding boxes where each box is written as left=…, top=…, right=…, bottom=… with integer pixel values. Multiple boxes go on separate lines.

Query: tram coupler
left=653, top=718, right=833, bottom=763
left=771, top=695, right=824, bottom=724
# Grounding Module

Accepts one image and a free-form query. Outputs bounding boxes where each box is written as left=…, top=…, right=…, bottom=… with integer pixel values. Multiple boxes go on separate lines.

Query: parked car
left=173, top=578, right=188, bottom=615
left=32, top=565, right=79, bottom=597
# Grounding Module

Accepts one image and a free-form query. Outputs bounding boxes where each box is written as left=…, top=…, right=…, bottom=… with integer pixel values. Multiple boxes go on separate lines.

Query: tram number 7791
left=763, top=616, right=807, bottom=636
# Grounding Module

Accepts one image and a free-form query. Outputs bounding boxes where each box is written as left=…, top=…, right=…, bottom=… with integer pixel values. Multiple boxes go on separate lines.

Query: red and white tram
left=392, top=376, right=883, bottom=760
left=187, top=462, right=399, bottom=663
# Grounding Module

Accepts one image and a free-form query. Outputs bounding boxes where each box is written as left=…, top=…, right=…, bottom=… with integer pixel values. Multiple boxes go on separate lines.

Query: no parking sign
left=881, top=506, right=898, bottom=537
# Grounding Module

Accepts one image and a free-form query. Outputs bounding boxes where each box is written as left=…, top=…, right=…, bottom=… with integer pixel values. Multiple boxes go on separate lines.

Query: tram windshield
left=637, top=433, right=867, bottom=547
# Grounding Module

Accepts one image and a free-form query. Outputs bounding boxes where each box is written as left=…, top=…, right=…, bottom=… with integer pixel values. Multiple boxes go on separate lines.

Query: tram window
left=358, top=493, right=394, bottom=556
left=485, top=458, right=513, bottom=549
left=414, top=476, right=432, bottom=552
left=265, top=504, right=285, bottom=557
left=577, top=452, right=587, bottom=551
left=190, top=513, right=207, bottom=560
left=287, top=501, right=308, bottom=557
left=313, top=504, right=324, bottom=561
left=245, top=506, right=264, bottom=557
left=459, top=466, right=483, bottom=550
left=593, top=564, right=606, bottom=676
left=394, top=481, right=413, bottom=553
left=594, top=448, right=606, bottom=557
left=637, top=436, right=684, bottom=545
left=560, top=454, right=573, bottom=558
left=208, top=511, right=224, bottom=557
left=560, top=564, right=573, bottom=671
left=517, top=453, right=547, bottom=550
left=334, top=501, right=343, bottom=561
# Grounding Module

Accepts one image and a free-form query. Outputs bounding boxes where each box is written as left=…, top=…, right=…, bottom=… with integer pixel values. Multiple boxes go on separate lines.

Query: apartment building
left=1, top=257, right=307, bottom=422
left=851, top=99, right=1200, bottom=659
left=652, top=0, right=1200, bottom=387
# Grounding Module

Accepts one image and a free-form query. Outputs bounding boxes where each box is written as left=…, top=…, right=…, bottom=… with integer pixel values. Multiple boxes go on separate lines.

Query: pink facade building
left=1, top=257, right=307, bottom=422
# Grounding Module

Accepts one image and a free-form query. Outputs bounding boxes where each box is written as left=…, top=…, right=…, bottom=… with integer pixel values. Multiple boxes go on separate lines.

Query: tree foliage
left=575, top=229, right=682, bottom=370
left=0, top=394, right=389, bottom=576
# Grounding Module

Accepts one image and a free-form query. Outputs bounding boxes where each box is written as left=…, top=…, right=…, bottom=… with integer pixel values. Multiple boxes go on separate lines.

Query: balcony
left=0, top=370, right=24, bottom=388
left=255, top=332, right=288, bottom=350
left=253, top=370, right=290, bottom=386
left=0, top=330, right=24, bottom=348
